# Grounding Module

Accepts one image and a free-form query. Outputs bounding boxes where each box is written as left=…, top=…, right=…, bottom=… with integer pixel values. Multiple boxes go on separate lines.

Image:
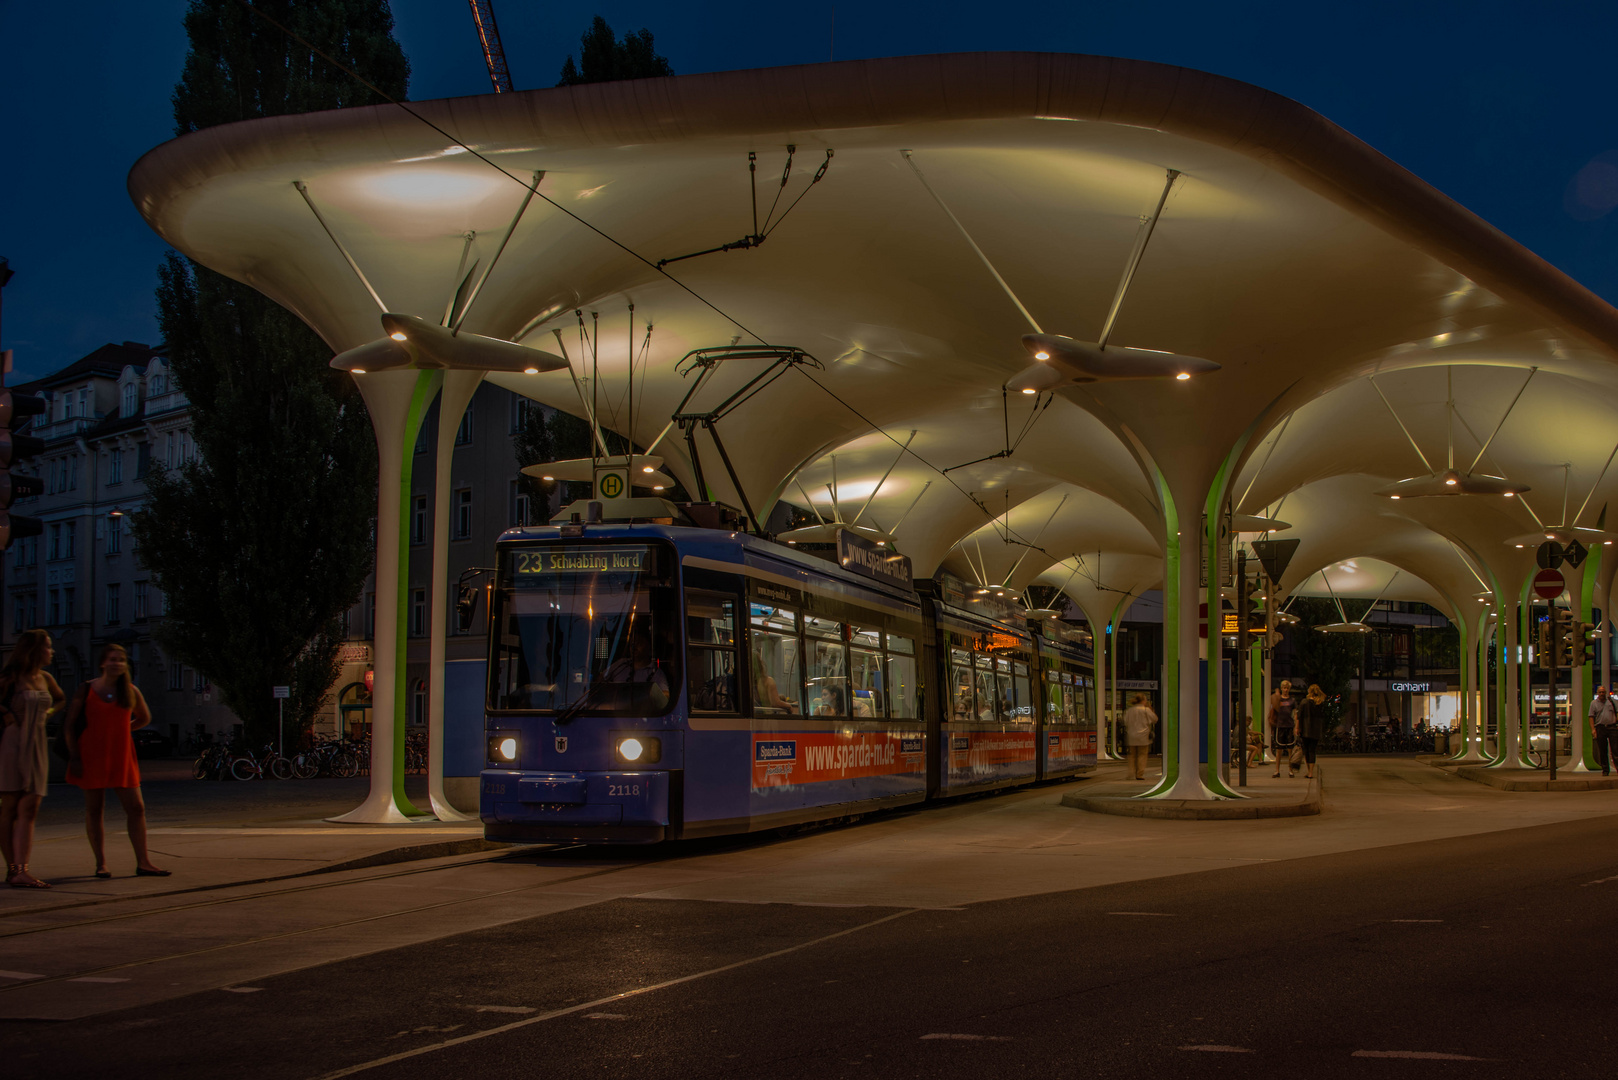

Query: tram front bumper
left=480, top=770, right=672, bottom=844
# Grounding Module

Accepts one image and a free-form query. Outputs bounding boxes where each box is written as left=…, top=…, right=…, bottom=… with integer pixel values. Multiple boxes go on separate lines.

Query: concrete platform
left=1062, top=764, right=1322, bottom=818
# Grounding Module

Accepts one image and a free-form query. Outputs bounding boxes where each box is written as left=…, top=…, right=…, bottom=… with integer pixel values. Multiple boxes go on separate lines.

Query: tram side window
left=750, top=604, right=802, bottom=715
left=687, top=591, right=738, bottom=713
left=804, top=614, right=850, bottom=717
left=1077, top=675, right=1092, bottom=722
left=886, top=633, right=918, bottom=720
left=974, top=655, right=999, bottom=722
left=949, top=649, right=974, bottom=721
left=848, top=625, right=884, bottom=718
left=1046, top=670, right=1064, bottom=721
left=1011, top=662, right=1032, bottom=722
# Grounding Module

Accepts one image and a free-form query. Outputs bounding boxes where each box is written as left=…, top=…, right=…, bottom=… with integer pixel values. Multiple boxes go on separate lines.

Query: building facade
left=6, top=342, right=237, bottom=747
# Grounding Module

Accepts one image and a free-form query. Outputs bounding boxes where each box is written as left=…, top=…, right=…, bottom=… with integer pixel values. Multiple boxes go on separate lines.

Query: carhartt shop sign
left=836, top=528, right=913, bottom=589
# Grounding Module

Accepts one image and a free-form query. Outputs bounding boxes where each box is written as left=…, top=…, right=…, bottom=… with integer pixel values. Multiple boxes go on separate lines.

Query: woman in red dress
left=65, top=644, right=169, bottom=878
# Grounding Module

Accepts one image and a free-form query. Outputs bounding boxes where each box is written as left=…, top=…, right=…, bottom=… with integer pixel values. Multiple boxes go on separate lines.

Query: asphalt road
left=5, top=808, right=1617, bottom=1080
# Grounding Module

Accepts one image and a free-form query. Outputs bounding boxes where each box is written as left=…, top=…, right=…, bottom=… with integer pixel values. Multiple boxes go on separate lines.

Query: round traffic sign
left=1533, top=567, right=1565, bottom=600
left=1536, top=541, right=1564, bottom=570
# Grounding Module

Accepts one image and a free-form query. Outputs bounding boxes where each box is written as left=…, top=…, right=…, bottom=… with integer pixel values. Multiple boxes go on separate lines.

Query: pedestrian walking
left=1296, top=684, right=1327, bottom=780
left=1590, top=686, right=1618, bottom=777
left=1, top=629, right=65, bottom=888
left=64, top=644, right=169, bottom=879
left=1269, top=680, right=1298, bottom=778
left=1122, top=694, right=1157, bottom=780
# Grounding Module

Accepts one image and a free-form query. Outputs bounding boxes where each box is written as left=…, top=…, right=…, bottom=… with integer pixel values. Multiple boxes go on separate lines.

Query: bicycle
left=193, top=743, right=232, bottom=781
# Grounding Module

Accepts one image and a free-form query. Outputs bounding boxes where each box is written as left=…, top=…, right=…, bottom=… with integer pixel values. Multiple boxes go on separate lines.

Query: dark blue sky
left=3, top=1, right=1616, bottom=383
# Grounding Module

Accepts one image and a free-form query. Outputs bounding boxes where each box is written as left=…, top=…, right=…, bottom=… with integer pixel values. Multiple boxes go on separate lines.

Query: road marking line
left=584, top=1013, right=630, bottom=1020
left=222, top=987, right=264, bottom=993
left=1581, top=874, right=1618, bottom=886
left=0, top=971, right=44, bottom=981
left=1353, top=1050, right=1491, bottom=1060
left=310, top=908, right=918, bottom=1079
left=1389, top=919, right=1443, bottom=923
left=470, top=1005, right=534, bottom=1014
left=68, top=977, right=130, bottom=983
left=1180, top=1045, right=1254, bottom=1053
left=1107, top=911, right=1177, bottom=916
left=921, top=1034, right=1012, bottom=1041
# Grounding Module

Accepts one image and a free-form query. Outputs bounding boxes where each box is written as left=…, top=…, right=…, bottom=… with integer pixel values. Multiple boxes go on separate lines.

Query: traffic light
left=1536, top=618, right=1551, bottom=665
left=0, top=387, right=47, bottom=550
left=1550, top=609, right=1580, bottom=668
left=1581, top=621, right=1603, bottom=667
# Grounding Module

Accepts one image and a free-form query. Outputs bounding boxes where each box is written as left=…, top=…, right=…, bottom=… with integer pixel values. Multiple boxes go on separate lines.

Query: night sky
left=3, top=1, right=1616, bottom=383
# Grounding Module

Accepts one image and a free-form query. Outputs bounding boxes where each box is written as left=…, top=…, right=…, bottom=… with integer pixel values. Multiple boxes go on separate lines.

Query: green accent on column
left=1250, top=643, right=1264, bottom=733
left=1201, top=456, right=1239, bottom=798
left=1142, top=470, right=1179, bottom=798
left=1491, top=601, right=1506, bottom=764
left=390, top=370, right=441, bottom=816
left=1580, top=546, right=1603, bottom=768
left=1453, top=616, right=1469, bottom=757
left=1107, top=593, right=1130, bottom=758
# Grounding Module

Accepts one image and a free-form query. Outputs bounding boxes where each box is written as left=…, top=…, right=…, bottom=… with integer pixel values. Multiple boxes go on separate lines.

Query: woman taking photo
left=1, top=629, right=64, bottom=889
left=65, top=644, right=168, bottom=879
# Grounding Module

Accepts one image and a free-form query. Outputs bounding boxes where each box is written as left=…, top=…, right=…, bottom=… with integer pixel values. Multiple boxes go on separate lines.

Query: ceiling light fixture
left=1371, top=367, right=1533, bottom=499
left=350, top=367, right=366, bottom=374
left=389, top=331, right=408, bottom=341
left=1175, top=372, right=1191, bottom=381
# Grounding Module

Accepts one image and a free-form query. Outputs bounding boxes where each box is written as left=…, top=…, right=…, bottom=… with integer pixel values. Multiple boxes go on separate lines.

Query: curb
left=1450, top=765, right=1618, bottom=792
left=1061, top=770, right=1324, bottom=820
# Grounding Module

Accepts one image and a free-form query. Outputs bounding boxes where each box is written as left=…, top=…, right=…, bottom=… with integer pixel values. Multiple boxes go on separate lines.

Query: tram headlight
left=614, top=735, right=662, bottom=764
left=488, top=735, right=519, bottom=764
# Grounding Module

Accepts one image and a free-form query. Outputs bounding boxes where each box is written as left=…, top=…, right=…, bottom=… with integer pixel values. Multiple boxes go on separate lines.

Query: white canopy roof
left=128, top=52, right=1618, bottom=617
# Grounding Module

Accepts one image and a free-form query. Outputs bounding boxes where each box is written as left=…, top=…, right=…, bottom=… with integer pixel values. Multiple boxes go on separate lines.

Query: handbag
left=1288, top=742, right=1305, bottom=767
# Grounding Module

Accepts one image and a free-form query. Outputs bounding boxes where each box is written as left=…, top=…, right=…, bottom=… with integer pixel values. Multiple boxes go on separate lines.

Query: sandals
left=94, top=868, right=112, bottom=879
left=6, top=863, right=50, bottom=889
left=135, top=867, right=172, bottom=877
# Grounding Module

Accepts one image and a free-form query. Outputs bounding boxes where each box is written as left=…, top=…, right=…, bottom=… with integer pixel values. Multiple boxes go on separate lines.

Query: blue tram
left=480, top=521, right=1094, bottom=844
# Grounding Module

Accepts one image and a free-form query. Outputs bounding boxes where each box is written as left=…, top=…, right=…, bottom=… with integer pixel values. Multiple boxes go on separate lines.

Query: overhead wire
left=231, top=0, right=767, bottom=345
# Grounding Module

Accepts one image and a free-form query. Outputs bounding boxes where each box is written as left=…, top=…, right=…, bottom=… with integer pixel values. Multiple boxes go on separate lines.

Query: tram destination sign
left=514, top=546, right=651, bottom=575
left=836, top=528, right=914, bottom=590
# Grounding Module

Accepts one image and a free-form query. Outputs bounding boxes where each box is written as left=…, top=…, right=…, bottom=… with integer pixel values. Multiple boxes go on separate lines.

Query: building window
left=365, top=592, right=376, bottom=637
left=122, top=382, right=137, bottom=417
left=13, top=598, right=23, bottom=633
left=77, top=389, right=91, bottom=418
left=68, top=456, right=78, bottom=491
left=48, top=590, right=59, bottom=625
left=412, top=682, right=427, bottom=728
left=511, top=479, right=531, bottom=527
left=26, top=596, right=36, bottom=629
left=169, top=662, right=184, bottom=691
left=47, top=524, right=60, bottom=561
left=64, top=521, right=76, bottom=559
left=134, top=581, right=148, bottom=621
left=455, top=407, right=473, bottom=446
left=108, top=448, right=123, bottom=485
left=454, top=489, right=472, bottom=540
left=151, top=371, right=166, bottom=396
left=511, top=395, right=537, bottom=433
left=411, top=495, right=428, bottom=545
left=136, top=442, right=151, bottom=478
left=105, top=583, right=121, bottom=625
left=165, top=432, right=175, bottom=468
left=63, top=588, right=74, bottom=624
left=410, top=588, right=426, bottom=637
left=107, top=514, right=123, bottom=554
left=194, top=669, right=207, bottom=692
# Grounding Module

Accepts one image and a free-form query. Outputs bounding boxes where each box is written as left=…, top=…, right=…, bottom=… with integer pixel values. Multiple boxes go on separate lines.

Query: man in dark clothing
left=1590, top=687, right=1618, bottom=776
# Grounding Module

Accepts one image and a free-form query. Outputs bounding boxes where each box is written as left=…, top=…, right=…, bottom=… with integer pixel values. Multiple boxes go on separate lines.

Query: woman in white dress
left=0, top=629, right=65, bottom=888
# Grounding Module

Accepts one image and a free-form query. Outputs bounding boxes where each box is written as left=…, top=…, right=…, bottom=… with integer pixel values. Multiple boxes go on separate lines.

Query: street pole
left=1236, top=550, right=1249, bottom=787
left=1549, top=604, right=1559, bottom=781
left=279, top=697, right=285, bottom=759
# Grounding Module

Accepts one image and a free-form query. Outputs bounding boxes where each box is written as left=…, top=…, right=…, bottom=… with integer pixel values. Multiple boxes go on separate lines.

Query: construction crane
left=467, top=0, right=513, bottom=93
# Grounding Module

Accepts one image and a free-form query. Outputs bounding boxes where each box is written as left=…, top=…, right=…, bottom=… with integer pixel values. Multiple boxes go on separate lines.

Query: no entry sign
left=1533, top=568, right=1566, bottom=600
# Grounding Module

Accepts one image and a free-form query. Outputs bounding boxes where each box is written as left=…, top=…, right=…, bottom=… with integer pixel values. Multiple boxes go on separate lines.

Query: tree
left=1286, top=598, right=1367, bottom=729
left=132, top=1, right=408, bottom=744
left=557, top=16, right=673, bottom=86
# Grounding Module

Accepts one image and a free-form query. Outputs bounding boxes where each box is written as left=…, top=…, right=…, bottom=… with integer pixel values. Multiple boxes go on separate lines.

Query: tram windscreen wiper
left=552, top=678, right=607, bottom=726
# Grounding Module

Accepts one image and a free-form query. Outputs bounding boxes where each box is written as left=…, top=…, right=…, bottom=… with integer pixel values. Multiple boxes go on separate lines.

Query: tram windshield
left=489, top=543, right=680, bottom=716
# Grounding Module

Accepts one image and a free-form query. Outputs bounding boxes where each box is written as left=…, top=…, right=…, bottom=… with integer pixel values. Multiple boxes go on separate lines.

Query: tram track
left=0, top=848, right=666, bottom=997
